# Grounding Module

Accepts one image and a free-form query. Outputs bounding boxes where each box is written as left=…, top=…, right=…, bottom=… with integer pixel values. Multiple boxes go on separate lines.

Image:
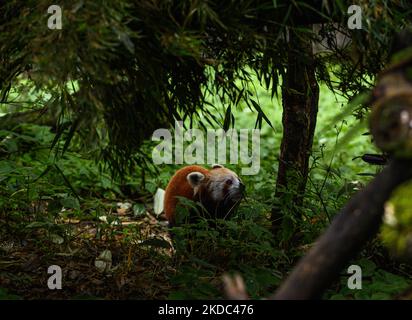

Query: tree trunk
left=271, top=30, right=319, bottom=242
left=271, top=159, right=412, bottom=299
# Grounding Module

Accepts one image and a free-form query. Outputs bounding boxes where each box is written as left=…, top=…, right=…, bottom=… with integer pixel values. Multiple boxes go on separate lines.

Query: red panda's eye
left=226, top=179, right=233, bottom=185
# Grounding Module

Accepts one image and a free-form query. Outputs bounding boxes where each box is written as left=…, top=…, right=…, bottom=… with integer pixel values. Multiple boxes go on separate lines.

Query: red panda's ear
left=212, top=164, right=224, bottom=169
left=187, top=172, right=205, bottom=188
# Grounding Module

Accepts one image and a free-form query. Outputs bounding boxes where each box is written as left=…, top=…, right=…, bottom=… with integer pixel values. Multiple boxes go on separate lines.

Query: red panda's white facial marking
left=207, top=167, right=244, bottom=204
left=226, top=177, right=244, bottom=202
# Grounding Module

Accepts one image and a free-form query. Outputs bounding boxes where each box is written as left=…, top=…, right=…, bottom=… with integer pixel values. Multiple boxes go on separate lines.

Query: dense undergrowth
left=0, top=81, right=411, bottom=300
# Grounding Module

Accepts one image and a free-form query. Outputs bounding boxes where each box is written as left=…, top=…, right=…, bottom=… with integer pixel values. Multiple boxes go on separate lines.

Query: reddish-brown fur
left=164, top=165, right=210, bottom=225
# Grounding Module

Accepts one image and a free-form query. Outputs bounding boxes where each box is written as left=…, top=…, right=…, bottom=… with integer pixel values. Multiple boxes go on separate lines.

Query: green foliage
left=169, top=215, right=283, bottom=299
left=0, top=122, right=133, bottom=243
left=381, top=181, right=412, bottom=260
left=2, top=1, right=411, bottom=175
left=0, top=288, right=22, bottom=300
left=325, top=259, right=410, bottom=300
left=162, top=75, right=397, bottom=300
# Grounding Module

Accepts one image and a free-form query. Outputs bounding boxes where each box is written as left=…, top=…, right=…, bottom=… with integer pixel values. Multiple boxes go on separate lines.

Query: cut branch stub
left=370, top=53, right=412, bottom=158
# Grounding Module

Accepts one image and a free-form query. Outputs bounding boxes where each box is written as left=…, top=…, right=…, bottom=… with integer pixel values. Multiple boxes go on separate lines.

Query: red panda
left=164, top=164, right=245, bottom=226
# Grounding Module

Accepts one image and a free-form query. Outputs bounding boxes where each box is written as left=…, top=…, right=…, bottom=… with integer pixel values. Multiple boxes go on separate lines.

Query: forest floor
left=0, top=198, right=412, bottom=300
left=0, top=202, right=176, bottom=299
left=2, top=197, right=412, bottom=300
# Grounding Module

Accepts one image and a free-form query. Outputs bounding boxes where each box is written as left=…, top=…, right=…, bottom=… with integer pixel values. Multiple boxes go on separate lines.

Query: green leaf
left=0, top=288, right=22, bottom=300
left=25, top=221, right=51, bottom=229
left=223, top=105, right=232, bottom=131
left=50, top=233, right=64, bottom=244
left=250, top=99, right=273, bottom=129
left=60, top=197, right=80, bottom=210
left=133, top=203, right=146, bottom=216
left=140, top=238, right=171, bottom=249
left=357, top=258, right=376, bottom=277
left=370, top=292, right=391, bottom=300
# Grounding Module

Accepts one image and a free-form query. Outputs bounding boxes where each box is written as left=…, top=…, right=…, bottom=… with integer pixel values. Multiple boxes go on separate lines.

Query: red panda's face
left=207, top=166, right=244, bottom=203
left=187, top=164, right=244, bottom=218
